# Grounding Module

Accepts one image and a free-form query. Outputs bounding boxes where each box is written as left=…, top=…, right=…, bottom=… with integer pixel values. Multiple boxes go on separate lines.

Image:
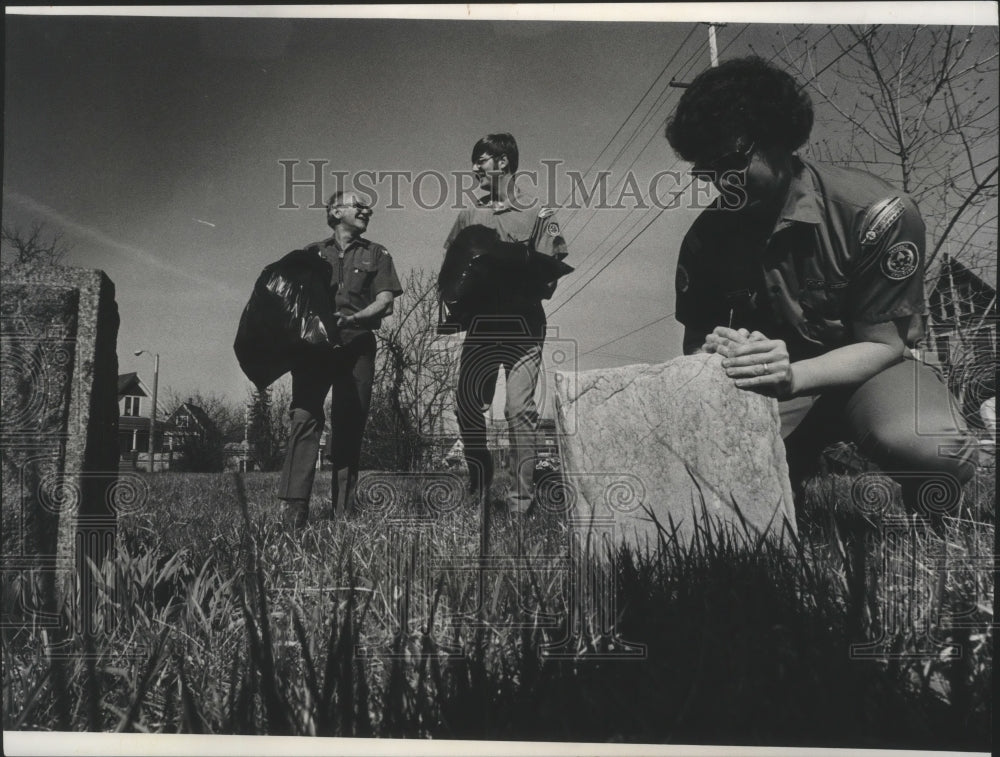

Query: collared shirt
left=444, top=190, right=568, bottom=259
left=443, top=190, right=569, bottom=335
left=309, top=234, right=403, bottom=333
left=675, top=157, right=927, bottom=360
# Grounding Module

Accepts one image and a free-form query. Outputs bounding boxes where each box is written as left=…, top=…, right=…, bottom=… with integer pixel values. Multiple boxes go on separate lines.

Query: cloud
left=4, top=190, right=244, bottom=301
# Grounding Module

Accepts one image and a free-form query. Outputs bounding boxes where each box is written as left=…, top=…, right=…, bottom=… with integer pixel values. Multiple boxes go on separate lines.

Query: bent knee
left=866, top=421, right=978, bottom=484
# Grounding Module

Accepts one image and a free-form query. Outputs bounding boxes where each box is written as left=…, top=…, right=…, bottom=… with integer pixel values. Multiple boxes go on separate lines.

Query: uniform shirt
left=307, top=234, right=403, bottom=337
left=675, top=157, right=927, bottom=361
left=444, top=190, right=569, bottom=335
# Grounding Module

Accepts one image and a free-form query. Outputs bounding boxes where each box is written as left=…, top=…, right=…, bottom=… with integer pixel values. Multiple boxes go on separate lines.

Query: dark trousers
left=456, top=320, right=544, bottom=498
left=781, top=356, right=979, bottom=512
left=277, top=332, right=376, bottom=507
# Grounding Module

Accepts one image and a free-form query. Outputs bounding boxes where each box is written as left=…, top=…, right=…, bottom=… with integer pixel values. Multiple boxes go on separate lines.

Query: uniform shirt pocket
left=800, top=278, right=849, bottom=322
left=347, top=260, right=378, bottom=296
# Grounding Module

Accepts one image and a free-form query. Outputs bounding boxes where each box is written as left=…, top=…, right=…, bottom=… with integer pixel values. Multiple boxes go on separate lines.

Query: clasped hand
left=702, top=327, right=795, bottom=399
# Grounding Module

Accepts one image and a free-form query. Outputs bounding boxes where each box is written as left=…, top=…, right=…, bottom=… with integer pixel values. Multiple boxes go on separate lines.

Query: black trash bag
left=437, top=224, right=574, bottom=333
left=234, top=248, right=341, bottom=389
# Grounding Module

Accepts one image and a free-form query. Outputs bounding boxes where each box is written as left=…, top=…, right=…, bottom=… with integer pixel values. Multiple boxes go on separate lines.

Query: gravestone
left=553, top=352, right=796, bottom=554
left=1, top=264, right=121, bottom=627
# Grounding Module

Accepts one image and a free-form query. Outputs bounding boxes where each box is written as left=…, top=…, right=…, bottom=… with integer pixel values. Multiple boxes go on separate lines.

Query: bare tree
left=770, top=25, right=998, bottom=419
left=162, top=389, right=244, bottom=441
left=363, top=268, right=460, bottom=470
left=246, top=381, right=292, bottom=472
left=1, top=221, right=72, bottom=268
left=157, top=390, right=242, bottom=472
left=771, top=25, right=998, bottom=272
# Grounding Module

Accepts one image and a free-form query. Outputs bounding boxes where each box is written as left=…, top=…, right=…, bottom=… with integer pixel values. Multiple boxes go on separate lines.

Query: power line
left=550, top=208, right=669, bottom=317
left=561, top=25, right=749, bottom=277
left=563, top=24, right=749, bottom=244
left=555, top=25, right=894, bottom=358
left=552, top=24, right=751, bottom=316
left=580, top=312, right=675, bottom=356
left=559, top=24, right=701, bottom=224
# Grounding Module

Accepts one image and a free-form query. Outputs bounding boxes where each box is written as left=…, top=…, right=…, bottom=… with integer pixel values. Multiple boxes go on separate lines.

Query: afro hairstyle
left=665, top=56, right=814, bottom=162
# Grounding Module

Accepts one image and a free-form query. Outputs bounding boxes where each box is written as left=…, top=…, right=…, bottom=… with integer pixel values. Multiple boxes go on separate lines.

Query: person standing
left=278, top=191, right=403, bottom=527
left=664, top=57, right=978, bottom=514
left=443, top=133, right=569, bottom=514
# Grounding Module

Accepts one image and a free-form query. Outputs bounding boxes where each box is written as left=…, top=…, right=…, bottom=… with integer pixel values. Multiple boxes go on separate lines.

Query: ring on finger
left=763, top=362, right=769, bottom=374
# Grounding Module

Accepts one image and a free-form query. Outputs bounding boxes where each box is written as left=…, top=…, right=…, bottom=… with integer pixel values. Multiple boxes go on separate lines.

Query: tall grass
left=2, top=466, right=993, bottom=749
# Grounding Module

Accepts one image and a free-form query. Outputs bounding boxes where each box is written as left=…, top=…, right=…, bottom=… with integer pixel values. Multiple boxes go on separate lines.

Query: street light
left=134, top=349, right=159, bottom=473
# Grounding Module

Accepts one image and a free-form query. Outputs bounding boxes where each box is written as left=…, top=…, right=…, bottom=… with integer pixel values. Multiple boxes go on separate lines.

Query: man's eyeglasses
left=334, top=201, right=372, bottom=213
left=691, top=142, right=757, bottom=182
left=473, top=154, right=497, bottom=168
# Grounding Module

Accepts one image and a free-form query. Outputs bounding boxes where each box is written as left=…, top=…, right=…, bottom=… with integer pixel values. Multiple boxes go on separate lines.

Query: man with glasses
left=443, top=133, right=569, bottom=514
left=665, top=56, right=978, bottom=517
left=278, top=190, right=402, bottom=527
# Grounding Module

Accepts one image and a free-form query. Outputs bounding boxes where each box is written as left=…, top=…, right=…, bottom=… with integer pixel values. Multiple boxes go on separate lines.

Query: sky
left=3, top=4, right=997, bottom=412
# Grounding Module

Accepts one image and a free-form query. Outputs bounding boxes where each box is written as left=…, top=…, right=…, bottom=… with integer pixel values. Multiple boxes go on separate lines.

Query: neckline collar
left=327, top=233, right=365, bottom=252
left=775, top=157, right=822, bottom=226
left=478, top=187, right=530, bottom=213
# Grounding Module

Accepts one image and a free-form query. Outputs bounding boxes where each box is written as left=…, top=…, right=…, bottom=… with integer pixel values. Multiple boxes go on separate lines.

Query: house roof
left=933, top=256, right=997, bottom=298
left=117, top=372, right=145, bottom=396
left=930, top=255, right=997, bottom=327
left=167, top=402, right=219, bottom=436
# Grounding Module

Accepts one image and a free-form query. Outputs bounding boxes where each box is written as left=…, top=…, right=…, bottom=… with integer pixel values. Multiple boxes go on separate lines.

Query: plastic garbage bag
left=234, top=248, right=341, bottom=389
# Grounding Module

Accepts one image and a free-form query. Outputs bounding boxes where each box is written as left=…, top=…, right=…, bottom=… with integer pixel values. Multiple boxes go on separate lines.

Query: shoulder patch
left=545, top=221, right=561, bottom=237
left=676, top=263, right=690, bottom=294
left=880, top=241, right=919, bottom=280
left=860, top=197, right=905, bottom=247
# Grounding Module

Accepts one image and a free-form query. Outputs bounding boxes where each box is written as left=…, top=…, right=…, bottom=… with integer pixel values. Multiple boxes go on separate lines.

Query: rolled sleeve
left=531, top=209, right=569, bottom=259
left=374, top=248, right=403, bottom=297
left=847, top=196, right=927, bottom=324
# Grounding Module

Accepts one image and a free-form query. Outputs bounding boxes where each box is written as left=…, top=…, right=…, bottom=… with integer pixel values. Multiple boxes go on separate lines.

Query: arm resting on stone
left=709, top=320, right=906, bottom=399
left=787, top=318, right=907, bottom=397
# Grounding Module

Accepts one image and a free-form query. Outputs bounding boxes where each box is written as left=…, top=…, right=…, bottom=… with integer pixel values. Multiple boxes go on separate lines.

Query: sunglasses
left=691, top=142, right=757, bottom=182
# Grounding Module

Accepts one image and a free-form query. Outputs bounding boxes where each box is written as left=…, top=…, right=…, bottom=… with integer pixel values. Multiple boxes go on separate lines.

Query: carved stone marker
left=1, top=264, right=121, bottom=626
left=553, top=353, right=796, bottom=553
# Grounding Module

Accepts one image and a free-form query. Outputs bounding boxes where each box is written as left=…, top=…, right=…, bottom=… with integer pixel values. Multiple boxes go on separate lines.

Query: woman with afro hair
left=665, top=56, right=978, bottom=516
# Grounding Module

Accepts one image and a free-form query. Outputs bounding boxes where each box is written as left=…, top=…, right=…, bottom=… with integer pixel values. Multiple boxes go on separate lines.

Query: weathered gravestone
left=1, top=264, right=121, bottom=628
left=553, top=352, right=796, bottom=554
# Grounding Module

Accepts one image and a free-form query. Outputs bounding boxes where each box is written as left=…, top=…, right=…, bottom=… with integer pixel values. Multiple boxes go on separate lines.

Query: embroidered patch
left=676, top=264, right=690, bottom=294
left=880, top=241, right=919, bottom=280
left=546, top=222, right=560, bottom=237
left=860, top=197, right=905, bottom=247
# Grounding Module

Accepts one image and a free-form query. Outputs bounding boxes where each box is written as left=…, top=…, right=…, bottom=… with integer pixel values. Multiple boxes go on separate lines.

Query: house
left=926, top=253, right=997, bottom=425
left=163, top=399, right=220, bottom=449
left=117, top=372, right=175, bottom=470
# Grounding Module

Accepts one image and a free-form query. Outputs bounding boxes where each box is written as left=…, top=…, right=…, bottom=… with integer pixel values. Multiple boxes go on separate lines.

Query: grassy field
left=2, top=463, right=994, bottom=749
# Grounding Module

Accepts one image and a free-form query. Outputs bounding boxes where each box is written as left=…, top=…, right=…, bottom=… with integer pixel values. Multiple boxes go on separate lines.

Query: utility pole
left=670, top=22, right=726, bottom=88
left=134, top=349, right=160, bottom=473
left=707, top=22, right=725, bottom=67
